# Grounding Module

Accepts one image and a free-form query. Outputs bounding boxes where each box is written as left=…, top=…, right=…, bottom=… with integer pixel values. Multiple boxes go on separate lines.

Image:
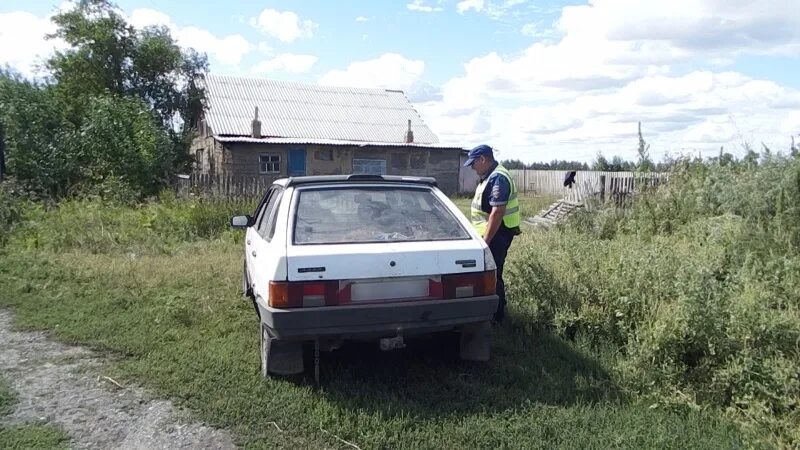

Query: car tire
left=459, top=321, right=491, bottom=362
left=260, top=323, right=304, bottom=377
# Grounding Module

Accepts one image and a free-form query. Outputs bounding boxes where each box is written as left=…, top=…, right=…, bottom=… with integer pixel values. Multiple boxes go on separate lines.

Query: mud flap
left=459, top=321, right=491, bottom=362
left=261, top=324, right=304, bottom=376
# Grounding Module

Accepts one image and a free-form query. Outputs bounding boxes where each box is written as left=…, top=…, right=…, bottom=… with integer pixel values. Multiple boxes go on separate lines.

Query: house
left=191, top=74, right=466, bottom=194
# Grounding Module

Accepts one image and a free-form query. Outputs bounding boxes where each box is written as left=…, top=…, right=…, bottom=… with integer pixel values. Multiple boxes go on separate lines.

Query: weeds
left=0, top=178, right=791, bottom=447
left=508, top=155, right=800, bottom=446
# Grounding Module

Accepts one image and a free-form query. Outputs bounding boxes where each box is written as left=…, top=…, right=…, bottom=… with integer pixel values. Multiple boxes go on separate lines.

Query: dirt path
left=0, top=310, right=236, bottom=449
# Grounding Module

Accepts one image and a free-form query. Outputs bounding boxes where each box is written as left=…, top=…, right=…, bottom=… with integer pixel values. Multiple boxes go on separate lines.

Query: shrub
left=509, top=155, right=800, bottom=445
left=7, top=196, right=256, bottom=254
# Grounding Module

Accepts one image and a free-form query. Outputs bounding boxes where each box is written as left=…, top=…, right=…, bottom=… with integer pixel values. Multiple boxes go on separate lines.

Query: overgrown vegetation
left=0, top=0, right=206, bottom=200
left=507, top=154, right=800, bottom=447
left=0, top=377, right=70, bottom=449
left=0, top=190, right=761, bottom=448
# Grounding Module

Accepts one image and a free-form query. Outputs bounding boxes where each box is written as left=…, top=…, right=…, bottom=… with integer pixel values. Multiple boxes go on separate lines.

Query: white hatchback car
left=231, top=174, right=498, bottom=378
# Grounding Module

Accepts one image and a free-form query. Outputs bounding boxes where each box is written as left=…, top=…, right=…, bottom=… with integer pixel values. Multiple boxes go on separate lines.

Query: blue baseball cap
left=463, top=144, right=494, bottom=167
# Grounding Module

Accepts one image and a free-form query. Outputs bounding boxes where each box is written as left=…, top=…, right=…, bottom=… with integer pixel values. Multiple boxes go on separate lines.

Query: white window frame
left=259, top=153, right=281, bottom=174
left=353, top=158, right=387, bottom=175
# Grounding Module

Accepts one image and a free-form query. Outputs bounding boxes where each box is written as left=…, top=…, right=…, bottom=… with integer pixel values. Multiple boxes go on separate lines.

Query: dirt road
left=0, top=310, right=235, bottom=449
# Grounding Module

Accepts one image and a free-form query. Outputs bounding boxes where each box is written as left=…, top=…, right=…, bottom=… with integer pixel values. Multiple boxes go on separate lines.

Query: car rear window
left=293, top=186, right=470, bottom=244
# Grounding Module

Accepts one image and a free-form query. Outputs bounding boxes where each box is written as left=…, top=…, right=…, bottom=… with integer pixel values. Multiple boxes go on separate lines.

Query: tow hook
left=379, top=334, right=406, bottom=351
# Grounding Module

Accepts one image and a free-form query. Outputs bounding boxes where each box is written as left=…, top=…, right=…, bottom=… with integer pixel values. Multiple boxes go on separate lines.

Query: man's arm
left=484, top=204, right=506, bottom=244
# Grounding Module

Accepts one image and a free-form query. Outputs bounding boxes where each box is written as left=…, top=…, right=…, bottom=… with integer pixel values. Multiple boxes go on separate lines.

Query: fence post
left=522, top=169, right=527, bottom=194
left=599, top=175, right=606, bottom=203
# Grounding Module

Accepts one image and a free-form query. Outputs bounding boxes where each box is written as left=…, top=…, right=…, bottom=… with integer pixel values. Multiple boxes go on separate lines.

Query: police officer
left=463, top=144, right=521, bottom=324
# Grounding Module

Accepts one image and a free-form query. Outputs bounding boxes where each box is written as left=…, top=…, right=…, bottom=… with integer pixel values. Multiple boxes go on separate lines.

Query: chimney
left=405, top=119, right=414, bottom=143
left=251, top=106, right=262, bottom=138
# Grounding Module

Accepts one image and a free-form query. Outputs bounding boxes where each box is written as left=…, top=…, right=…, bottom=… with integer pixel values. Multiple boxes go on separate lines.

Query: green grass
left=0, top=377, right=70, bottom=449
left=0, top=238, right=760, bottom=449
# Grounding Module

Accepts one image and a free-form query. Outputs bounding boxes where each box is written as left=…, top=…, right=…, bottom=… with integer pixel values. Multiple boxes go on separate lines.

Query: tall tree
left=47, top=0, right=207, bottom=162
left=0, top=0, right=208, bottom=198
left=636, top=122, right=654, bottom=172
left=47, top=0, right=135, bottom=123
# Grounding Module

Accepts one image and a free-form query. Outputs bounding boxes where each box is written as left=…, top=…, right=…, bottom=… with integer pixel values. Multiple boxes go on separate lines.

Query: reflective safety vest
left=470, top=164, right=521, bottom=236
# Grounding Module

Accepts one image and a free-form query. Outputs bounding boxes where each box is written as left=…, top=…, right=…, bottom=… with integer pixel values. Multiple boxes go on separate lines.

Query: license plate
left=351, top=278, right=429, bottom=302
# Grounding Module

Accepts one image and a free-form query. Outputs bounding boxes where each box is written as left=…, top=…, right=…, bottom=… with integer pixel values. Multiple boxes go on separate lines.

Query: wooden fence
left=174, top=173, right=279, bottom=199
left=509, top=169, right=667, bottom=203
left=175, top=170, right=667, bottom=202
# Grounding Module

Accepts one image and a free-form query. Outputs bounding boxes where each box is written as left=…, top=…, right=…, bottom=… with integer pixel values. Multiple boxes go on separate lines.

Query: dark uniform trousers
left=489, top=228, right=514, bottom=323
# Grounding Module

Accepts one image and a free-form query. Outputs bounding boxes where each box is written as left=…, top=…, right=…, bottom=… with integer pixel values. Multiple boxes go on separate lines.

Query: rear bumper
left=258, top=295, right=498, bottom=340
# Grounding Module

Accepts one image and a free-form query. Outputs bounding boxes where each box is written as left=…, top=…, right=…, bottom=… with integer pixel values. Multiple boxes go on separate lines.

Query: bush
left=7, top=195, right=257, bottom=254
left=508, top=155, right=800, bottom=446
left=0, top=179, right=30, bottom=246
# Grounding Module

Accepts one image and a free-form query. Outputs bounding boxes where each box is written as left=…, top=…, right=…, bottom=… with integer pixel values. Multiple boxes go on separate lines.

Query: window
left=258, top=187, right=283, bottom=240
left=316, top=149, right=333, bottom=161
left=259, top=154, right=281, bottom=174
left=253, top=187, right=276, bottom=229
left=353, top=159, right=386, bottom=175
left=267, top=196, right=283, bottom=240
left=293, top=187, right=469, bottom=245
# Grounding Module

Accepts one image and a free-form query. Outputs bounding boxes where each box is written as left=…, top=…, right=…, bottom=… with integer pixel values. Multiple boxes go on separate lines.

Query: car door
left=246, top=186, right=277, bottom=287
left=250, top=186, right=285, bottom=301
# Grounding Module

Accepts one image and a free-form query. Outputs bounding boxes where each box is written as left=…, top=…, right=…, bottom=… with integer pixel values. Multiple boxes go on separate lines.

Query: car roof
left=273, top=174, right=438, bottom=188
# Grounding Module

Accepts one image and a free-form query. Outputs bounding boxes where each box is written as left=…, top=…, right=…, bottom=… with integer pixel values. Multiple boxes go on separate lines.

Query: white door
left=250, top=186, right=286, bottom=302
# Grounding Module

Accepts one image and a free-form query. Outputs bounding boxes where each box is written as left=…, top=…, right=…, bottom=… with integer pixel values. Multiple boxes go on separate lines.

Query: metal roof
left=202, top=74, right=440, bottom=144
left=215, top=136, right=462, bottom=150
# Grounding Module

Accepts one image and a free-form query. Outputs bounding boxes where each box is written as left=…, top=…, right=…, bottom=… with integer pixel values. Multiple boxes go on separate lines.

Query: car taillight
left=268, top=272, right=495, bottom=308
left=268, top=281, right=339, bottom=308
left=442, top=270, right=496, bottom=298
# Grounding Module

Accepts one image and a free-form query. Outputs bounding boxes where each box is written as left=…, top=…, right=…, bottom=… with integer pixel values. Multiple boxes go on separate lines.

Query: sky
left=1, top=0, right=799, bottom=164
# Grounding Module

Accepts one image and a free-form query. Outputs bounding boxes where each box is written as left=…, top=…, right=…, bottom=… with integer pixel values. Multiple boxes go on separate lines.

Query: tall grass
left=508, top=155, right=800, bottom=446
left=1, top=190, right=257, bottom=255
left=0, top=169, right=795, bottom=447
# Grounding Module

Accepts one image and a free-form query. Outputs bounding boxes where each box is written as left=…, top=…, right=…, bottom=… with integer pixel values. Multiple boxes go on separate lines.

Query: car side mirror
left=230, top=215, right=254, bottom=228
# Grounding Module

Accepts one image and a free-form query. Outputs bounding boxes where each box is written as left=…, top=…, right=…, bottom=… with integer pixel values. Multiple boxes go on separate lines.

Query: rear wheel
left=459, top=321, right=492, bottom=362
left=259, top=323, right=304, bottom=377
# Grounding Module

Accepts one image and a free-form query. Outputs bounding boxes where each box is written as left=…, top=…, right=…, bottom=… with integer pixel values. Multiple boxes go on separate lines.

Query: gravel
left=0, top=310, right=236, bottom=449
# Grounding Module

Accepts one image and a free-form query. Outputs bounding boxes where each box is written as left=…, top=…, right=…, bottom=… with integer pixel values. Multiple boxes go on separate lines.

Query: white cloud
left=319, top=53, right=425, bottom=91
left=128, top=8, right=171, bottom=28
left=251, top=53, right=317, bottom=74
left=457, top=0, right=485, bottom=13
left=556, top=0, right=800, bottom=57
left=417, top=0, right=800, bottom=161
left=355, top=16, right=370, bottom=22
left=0, top=11, right=67, bottom=77
left=252, top=9, right=316, bottom=43
left=257, top=42, right=273, bottom=54
left=780, top=112, right=800, bottom=136
left=407, top=1, right=444, bottom=13
left=130, top=8, right=252, bottom=66
left=520, top=23, right=537, bottom=37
